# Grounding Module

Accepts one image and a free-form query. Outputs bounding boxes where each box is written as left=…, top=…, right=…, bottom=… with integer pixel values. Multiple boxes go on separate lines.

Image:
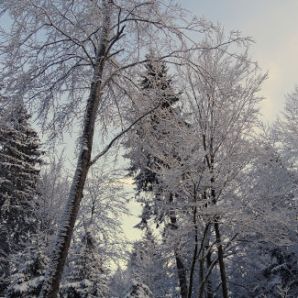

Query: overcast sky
left=181, top=0, right=298, bottom=121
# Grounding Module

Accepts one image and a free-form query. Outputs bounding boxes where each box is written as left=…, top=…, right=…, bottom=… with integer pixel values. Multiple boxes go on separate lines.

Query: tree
left=0, top=101, right=43, bottom=294
left=37, top=154, right=70, bottom=246
left=6, top=236, right=48, bottom=298
left=274, top=86, right=298, bottom=163
left=127, top=227, right=174, bottom=297
left=226, top=132, right=298, bottom=297
left=60, top=232, right=109, bottom=298
left=0, top=1, right=223, bottom=296
left=61, top=165, right=127, bottom=297
left=173, top=29, right=267, bottom=297
left=130, top=29, right=267, bottom=297
left=123, top=280, right=154, bottom=298
left=124, top=53, right=190, bottom=297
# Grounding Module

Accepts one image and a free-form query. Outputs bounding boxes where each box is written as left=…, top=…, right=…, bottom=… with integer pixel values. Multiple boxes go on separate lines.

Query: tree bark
left=197, top=223, right=213, bottom=298
left=39, top=2, right=112, bottom=297
left=206, top=247, right=213, bottom=298
left=188, top=185, right=199, bottom=298
left=209, top=149, right=229, bottom=298
left=0, top=227, right=10, bottom=295
left=214, top=221, right=229, bottom=298
left=175, top=252, right=189, bottom=298
left=169, top=194, right=188, bottom=298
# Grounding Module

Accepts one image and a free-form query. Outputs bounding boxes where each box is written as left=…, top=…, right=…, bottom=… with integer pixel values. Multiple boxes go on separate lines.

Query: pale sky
left=182, top=0, right=298, bottom=121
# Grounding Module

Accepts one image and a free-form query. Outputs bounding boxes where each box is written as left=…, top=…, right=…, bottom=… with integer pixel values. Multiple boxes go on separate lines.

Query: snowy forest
left=0, top=1, right=298, bottom=297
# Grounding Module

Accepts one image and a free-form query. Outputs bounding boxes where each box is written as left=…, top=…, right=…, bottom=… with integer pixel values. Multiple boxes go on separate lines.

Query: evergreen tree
left=127, top=53, right=179, bottom=193
left=109, top=266, right=131, bottom=298
left=124, top=54, right=189, bottom=297
left=123, top=280, right=154, bottom=298
left=6, top=236, right=47, bottom=298
left=128, top=227, right=173, bottom=298
left=0, top=101, right=43, bottom=294
left=60, top=232, right=109, bottom=298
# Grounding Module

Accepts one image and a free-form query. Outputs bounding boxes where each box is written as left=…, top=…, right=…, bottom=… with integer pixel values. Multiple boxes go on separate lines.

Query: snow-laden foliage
left=0, top=2, right=234, bottom=294
left=60, top=232, right=109, bottom=298
left=61, top=165, right=128, bottom=297
left=2, top=1, right=298, bottom=297
left=37, top=154, right=70, bottom=245
left=6, top=237, right=48, bottom=298
left=76, top=166, right=129, bottom=262
left=127, top=228, right=175, bottom=297
left=124, top=53, right=190, bottom=297
left=123, top=280, right=154, bottom=298
left=274, top=86, right=298, bottom=163
left=0, top=101, right=43, bottom=294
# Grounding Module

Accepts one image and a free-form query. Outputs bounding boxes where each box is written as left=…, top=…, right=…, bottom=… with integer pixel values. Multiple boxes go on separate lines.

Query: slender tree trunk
left=209, top=150, right=229, bottom=298
left=206, top=247, right=213, bottom=298
left=198, top=250, right=205, bottom=298
left=214, top=221, right=229, bottom=298
left=175, top=252, right=189, bottom=298
left=188, top=186, right=198, bottom=298
left=198, top=224, right=213, bottom=298
left=169, top=193, right=188, bottom=298
left=40, top=2, right=112, bottom=297
left=0, top=227, right=10, bottom=295
left=188, top=209, right=198, bottom=298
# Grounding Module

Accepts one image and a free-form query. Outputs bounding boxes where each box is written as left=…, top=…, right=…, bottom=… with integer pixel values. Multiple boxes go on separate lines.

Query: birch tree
left=0, top=1, right=212, bottom=296
left=179, top=30, right=266, bottom=297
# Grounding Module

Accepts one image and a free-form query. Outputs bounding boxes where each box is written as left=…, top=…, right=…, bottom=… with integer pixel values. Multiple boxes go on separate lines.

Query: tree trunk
left=198, top=251, right=205, bottom=298
left=175, top=253, right=189, bottom=298
left=40, top=2, right=112, bottom=297
left=169, top=194, right=188, bottom=298
left=0, top=227, right=10, bottom=295
left=198, top=224, right=213, bottom=298
left=214, top=221, right=229, bottom=298
left=206, top=248, right=213, bottom=298
left=188, top=186, right=199, bottom=298
left=209, top=150, right=229, bottom=298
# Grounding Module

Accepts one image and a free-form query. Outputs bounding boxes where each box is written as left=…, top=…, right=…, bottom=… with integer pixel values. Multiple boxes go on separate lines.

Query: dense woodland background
left=0, top=1, right=298, bottom=297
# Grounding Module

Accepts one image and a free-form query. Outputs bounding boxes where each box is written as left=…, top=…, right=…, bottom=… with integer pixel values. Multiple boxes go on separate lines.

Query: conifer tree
left=60, top=232, right=109, bottom=298
left=124, top=54, right=189, bottom=297
left=128, top=53, right=179, bottom=193
left=0, top=101, right=43, bottom=294
left=6, top=237, right=47, bottom=298
left=123, top=281, right=154, bottom=298
left=128, top=227, right=172, bottom=297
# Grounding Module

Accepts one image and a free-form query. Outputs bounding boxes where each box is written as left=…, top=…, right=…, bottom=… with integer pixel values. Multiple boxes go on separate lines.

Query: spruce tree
left=128, top=53, right=179, bottom=193
left=60, top=232, right=109, bottom=298
left=127, top=227, right=173, bottom=297
left=124, top=54, right=189, bottom=297
left=123, top=281, right=154, bottom=298
left=0, top=101, right=43, bottom=293
left=6, top=237, right=47, bottom=298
